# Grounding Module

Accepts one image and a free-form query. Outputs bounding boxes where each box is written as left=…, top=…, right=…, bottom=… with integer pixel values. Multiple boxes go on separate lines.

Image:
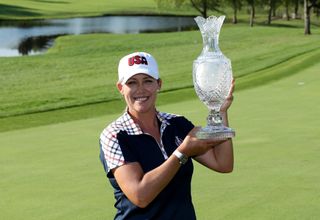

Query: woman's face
left=117, top=73, right=161, bottom=116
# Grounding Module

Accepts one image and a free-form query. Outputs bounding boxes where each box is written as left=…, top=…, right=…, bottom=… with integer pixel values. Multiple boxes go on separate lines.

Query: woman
left=100, top=52, right=234, bottom=220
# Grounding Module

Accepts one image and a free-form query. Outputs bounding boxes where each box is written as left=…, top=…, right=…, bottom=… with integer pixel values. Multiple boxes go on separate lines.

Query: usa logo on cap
left=128, top=55, right=148, bottom=66
left=118, top=52, right=159, bottom=85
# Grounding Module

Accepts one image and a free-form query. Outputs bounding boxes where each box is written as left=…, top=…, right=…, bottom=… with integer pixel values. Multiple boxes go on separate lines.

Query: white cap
left=118, top=52, right=159, bottom=85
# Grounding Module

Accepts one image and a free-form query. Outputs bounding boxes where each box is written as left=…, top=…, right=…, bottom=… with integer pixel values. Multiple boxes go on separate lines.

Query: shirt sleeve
left=100, top=127, right=125, bottom=177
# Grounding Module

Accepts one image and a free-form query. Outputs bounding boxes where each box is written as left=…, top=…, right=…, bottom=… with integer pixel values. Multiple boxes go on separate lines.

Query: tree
left=155, top=0, right=221, bottom=18
left=225, top=0, right=243, bottom=23
left=304, top=0, right=320, bottom=34
left=266, top=0, right=279, bottom=24
left=292, top=0, right=301, bottom=18
left=283, top=0, right=292, bottom=20
left=282, top=0, right=302, bottom=20
left=189, top=0, right=221, bottom=18
left=246, top=0, right=256, bottom=27
left=316, top=5, right=320, bottom=16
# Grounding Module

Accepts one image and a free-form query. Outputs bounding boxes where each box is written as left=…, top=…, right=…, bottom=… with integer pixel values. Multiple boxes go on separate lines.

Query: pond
left=0, top=15, right=197, bottom=57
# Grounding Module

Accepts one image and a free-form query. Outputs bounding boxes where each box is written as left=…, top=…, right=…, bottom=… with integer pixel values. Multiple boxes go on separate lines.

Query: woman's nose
left=136, top=82, right=145, bottom=92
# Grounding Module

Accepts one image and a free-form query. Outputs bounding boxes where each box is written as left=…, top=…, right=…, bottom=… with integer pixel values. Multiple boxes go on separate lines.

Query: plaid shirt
left=100, top=110, right=178, bottom=175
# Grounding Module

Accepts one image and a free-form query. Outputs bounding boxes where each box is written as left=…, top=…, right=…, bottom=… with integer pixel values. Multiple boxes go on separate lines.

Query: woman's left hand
left=220, top=79, right=235, bottom=113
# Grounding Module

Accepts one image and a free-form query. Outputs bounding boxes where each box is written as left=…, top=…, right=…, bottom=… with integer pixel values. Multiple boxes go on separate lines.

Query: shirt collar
left=119, top=110, right=175, bottom=136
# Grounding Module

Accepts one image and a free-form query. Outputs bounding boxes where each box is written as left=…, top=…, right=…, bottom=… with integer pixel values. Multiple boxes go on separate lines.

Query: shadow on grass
left=258, top=22, right=301, bottom=29
left=226, top=17, right=305, bottom=29
left=0, top=4, right=42, bottom=17
left=253, top=17, right=303, bottom=29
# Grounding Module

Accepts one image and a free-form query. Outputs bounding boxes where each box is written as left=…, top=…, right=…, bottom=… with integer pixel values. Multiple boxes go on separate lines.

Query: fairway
left=1, top=61, right=319, bottom=219
left=0, top=0, right=197, bottom=20
left=1, top=24, right=319, bottom=125
left=1, top=1, right=320, bottom=219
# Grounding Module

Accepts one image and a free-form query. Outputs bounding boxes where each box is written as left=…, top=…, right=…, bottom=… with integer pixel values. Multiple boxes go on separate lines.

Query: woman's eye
left=127, top=81, right=137, bottom=85
left=145, top=79, right=154, bottom=84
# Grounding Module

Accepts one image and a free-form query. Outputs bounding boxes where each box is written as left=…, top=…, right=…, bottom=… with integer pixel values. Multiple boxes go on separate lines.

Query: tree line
left=155, top=0, right=320, bottom=34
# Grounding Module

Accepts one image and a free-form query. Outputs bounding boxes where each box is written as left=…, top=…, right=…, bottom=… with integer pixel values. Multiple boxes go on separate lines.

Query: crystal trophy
left=193, top=15, right=235, bottom=140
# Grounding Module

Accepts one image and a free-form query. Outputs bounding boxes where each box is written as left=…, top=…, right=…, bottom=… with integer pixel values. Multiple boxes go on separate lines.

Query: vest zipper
left=144, top=133, right=168, bottom=160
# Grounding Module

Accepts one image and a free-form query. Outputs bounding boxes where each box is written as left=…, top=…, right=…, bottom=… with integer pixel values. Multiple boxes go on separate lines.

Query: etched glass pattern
left=193, top=15, right=235, bottom=139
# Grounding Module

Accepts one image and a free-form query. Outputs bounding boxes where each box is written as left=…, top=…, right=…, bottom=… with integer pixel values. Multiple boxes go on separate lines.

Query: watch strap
left=173, top=150, right=188, bottom=165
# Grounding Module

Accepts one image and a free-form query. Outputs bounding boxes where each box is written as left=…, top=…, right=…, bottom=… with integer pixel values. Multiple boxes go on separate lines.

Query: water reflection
left=0, top=15, right=196, bottom=57
left=18, top=35, right=57, bottom=55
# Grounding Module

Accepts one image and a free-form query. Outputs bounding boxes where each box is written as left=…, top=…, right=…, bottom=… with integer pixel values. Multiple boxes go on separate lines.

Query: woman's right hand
left=177, top=127, right=227, bottom=157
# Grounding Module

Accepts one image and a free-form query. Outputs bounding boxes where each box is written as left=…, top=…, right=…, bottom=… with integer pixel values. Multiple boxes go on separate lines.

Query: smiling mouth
left=134, top=96, right=148, bottom=102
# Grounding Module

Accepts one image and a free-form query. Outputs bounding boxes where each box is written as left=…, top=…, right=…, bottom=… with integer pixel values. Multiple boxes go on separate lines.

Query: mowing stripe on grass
left=237, top=47, right=320, bottom=90
left=1, top=62, right=319, bottom=220
left=1, top=45, right=319, bottom=132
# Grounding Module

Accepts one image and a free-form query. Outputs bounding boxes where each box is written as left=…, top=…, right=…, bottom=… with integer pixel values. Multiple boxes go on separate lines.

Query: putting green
left=0, top=62, right=319, bottom=219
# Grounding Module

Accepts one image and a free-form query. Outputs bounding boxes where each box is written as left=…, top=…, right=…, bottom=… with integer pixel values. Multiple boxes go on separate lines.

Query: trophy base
left=196, top=125, right=235, bottom=140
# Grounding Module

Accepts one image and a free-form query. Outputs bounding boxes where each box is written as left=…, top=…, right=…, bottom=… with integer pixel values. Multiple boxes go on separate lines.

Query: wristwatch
left=173, top=150, right=188, bottom=165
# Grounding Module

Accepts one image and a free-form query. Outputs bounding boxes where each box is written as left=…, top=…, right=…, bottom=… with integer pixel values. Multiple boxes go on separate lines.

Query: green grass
left=191, top=62, right=320, bottom=219
left=1, top=61, right=319, bottom=220
left=1, top=23, right=319, bottom=126
left=1, top=1, right=320, bottom=219
left=0, top=0, right=197, bottom=20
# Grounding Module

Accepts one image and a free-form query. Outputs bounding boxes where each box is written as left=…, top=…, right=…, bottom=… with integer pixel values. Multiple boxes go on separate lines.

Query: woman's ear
left=117, top=82, right=123, bottom=94
left=157, top=78, right=162, bottom=91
